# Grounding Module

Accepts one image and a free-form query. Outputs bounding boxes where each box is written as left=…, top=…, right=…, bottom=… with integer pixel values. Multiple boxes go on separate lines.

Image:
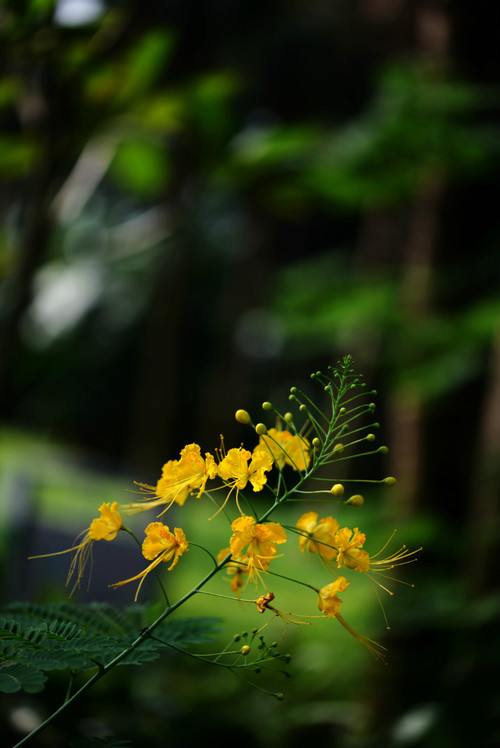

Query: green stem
left=12, top=553, right=231, bottom=748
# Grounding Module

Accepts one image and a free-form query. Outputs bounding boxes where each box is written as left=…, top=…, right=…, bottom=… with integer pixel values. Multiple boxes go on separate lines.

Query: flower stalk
left=15, top=356, right=419, bottom=745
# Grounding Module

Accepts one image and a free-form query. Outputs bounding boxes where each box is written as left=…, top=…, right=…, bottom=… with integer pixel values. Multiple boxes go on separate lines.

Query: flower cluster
left=30, top=357, right=419, bottom=668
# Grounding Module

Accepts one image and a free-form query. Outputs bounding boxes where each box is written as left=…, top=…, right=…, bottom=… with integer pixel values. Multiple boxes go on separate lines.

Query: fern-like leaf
left=0, top=601, right=221, bottom=694
left=0, top=662, right=47, bottom=693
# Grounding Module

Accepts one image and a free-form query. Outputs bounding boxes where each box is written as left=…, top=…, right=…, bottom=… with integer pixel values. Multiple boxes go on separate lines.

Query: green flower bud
left=312, top=437, right=321, bottom=449
left=384, top=476, right=397, bottom=486
left=262, top=401, right=273, bottom=411
left=240, top=645, right=251, bottom=656
left=366, top=433, right=376, bottom=442
left=333, top=443, right=344, bottom=455
left=255, top=423, right=268, bottom=436
left=284, top=412, right=293, bottom=423
left=378, top=446, right=389, bottom=455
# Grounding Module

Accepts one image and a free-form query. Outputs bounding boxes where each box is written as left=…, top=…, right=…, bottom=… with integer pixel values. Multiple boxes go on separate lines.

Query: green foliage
left=272, top=251, right=500, bottom=399
left=110, top=137, right=170, bottom=196
left=226, top=63, right=494, bottom=212
left=0, top=601, right=221, bottom=694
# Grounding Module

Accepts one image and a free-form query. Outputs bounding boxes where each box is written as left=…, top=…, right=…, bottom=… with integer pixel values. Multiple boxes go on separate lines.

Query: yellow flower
left=217, top=547, right=248, bottom=593
left=175, top=444, right=218, bottom=498
left=256, top=591, right=275, bottom=613
left=343, top=547, right=371, bottom=572
left=257, top=427, right=311, bottom=471
left=318, top=577, right=386, bottom=660
left=218, top=447, right=274, bottom=492
left=125, top=443, right=217, bottom=516
left=228, top=515, right=286, bottom=585
left=333, top=526, right=367, bottom=569
left=29, top=502, right=123, bottom=595
left=88, top=502, right=123, bottom=541
left=215, top=446, right=274, bottom=514
left=296, top=511, right=339, bottom=560
left=317, top=576, right=349, bottom=618
left=110, top=522, right=188, bottom=601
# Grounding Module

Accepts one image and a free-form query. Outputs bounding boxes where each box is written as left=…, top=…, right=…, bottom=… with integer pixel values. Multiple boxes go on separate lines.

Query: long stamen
left=335, top=613, right=387, bottom=662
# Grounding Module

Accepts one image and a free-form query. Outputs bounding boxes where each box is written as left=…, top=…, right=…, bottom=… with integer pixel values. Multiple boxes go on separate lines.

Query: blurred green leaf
left=116, top=30, right=176, bottom=106
left=110, top=137, right=169, bottom=196
left=230, top=124, right=321, bottom=170
left=0, top=136, right=37, bottom=178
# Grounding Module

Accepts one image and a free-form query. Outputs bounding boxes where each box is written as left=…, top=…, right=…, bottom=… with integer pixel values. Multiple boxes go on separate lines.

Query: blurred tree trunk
left=356, top=0, right=450, bottom=517
left=465, top=327, right=500, bottom=592
left=0, top=64, right=61, bottom=418
left=386, top=177, right=445, bottom=517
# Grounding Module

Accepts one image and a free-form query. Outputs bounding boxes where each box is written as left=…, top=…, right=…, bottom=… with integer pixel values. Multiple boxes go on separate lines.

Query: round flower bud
left=233, top=634, right=241, bottom=642
left=378, top=446, right=389, bottom=455
left=345, top=494, right=364, bottom=507
left=255, top=423, right=267, bottom=436
left=330, top=483, right=344, bottom=497
left=240, top=645, right=251, bottom=656
left=366, top=433, right=375, bottom=442
left=274, top=693, right=284, bottom=701
left=235, top=409, right=251, bottom=425
left=290, top=386, right=298, bottom=394
left=333, top=443, right=344, bottom=455
left=299, top=404, right=307, bottom=412
left=384, top=476, right=397, bottom=486
left=312, top=437, right=321, bottom=449
left=262, top=401, right=273, bottom=411
left=339, top=407, right=346, bottom=415
left=284, top=412, right=293, bottom=423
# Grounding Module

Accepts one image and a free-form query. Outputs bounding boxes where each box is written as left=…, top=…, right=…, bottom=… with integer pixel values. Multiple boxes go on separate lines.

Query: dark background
left=1, top=1, right=500, bottom=746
